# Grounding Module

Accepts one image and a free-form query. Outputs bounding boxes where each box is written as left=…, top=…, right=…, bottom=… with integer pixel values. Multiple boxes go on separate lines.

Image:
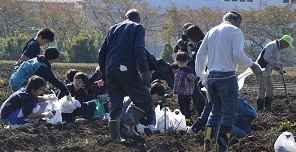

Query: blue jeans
left=207, top=71, right=238, bottom=128
left=232, top=126, right=248, bottom=138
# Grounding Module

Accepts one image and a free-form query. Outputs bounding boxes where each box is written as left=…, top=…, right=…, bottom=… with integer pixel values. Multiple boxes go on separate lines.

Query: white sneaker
left=187, top=126, right=195, bottom=134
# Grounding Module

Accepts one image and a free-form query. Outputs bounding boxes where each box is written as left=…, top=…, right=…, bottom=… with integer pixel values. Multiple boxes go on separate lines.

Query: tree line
left=0, top=0, right=295, bottom=65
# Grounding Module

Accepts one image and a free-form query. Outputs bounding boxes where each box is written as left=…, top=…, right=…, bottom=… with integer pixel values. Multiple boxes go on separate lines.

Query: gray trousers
left=256, top=74, right=274, bottom=99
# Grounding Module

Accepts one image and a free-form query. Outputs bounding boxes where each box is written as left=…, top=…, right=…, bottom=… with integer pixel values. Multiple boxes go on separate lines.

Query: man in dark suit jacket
left=98, top=9, right=152, bottom=142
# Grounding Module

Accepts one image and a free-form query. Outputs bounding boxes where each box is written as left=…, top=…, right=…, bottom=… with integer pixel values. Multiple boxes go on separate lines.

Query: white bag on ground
left=172, top=109, right=187, bottom=131
left=43, top=94, right=62, bottom=125
left=274, top=131, right=296, bottom=152
left=155, top=107, right=174, bottom=133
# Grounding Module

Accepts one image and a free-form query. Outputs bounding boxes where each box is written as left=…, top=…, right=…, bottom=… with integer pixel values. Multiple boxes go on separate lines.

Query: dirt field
left=0, top=61, right=296, bottom=152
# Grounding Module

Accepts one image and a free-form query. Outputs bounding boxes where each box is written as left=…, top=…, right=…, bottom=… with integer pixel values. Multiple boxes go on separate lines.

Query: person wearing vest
left=9, top=47, right=71, bottom=101
left=255, top=35, right=294, bottom=112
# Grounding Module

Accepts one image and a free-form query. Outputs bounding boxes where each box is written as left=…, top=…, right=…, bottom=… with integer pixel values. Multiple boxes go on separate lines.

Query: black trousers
left=106, top=67, right=152, bottom=120
left=178, top=94, right=192, bottom=119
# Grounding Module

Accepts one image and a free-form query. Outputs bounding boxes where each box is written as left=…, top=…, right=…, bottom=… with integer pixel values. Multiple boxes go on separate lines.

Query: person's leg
left=106, top=68, right=125, bottom=142
left=178, top=94, right=186, bottom=119
left=256, top=74, right=267, bottom=112
left=232, top=126, right=248, bottom=138
left=217, top=75, right=238, bottom=152
left=204, top=73, right=222, bottom=151
left=189, top=102, right=213, bottom=134
left=192, top=79, right=206, bottom=117
left=184, top=95, right=192, bottom=125
left=82, top=101, right=96, bottom=120
left=265, top=75, right=274, bottom=111
left=115, top=69, right=151, bottom=140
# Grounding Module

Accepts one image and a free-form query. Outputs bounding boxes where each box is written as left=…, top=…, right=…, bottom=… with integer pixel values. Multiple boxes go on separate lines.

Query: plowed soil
left=0, top=61, right=296, bottom=152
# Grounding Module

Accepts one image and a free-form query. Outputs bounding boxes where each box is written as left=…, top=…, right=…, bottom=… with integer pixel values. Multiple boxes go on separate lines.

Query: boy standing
left=15, top=28, right=54, bottom=67
left=173, top=51, right=197, bottom=125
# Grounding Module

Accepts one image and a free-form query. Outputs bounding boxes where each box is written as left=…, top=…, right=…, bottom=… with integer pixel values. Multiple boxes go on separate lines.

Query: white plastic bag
left=43, top=94, right=62, bottom=125
left=172, top=109, right=187, bottom=131
left=274, top=131, right=296, bottom=152
left=56, top=96, right=77, bottom=113
left=237, top=68, right=253, bottom=90
left=155, top=107, right=174, bottom=133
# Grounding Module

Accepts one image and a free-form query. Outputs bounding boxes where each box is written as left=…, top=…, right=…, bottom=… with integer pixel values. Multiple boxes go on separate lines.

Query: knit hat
left=281, top=35, right=294, bottom=48
left=45, top=47, right=59, bottom=59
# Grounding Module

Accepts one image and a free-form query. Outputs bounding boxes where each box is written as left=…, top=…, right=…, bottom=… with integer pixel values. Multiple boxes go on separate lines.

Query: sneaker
left=187, top=126, right=195, bottom=134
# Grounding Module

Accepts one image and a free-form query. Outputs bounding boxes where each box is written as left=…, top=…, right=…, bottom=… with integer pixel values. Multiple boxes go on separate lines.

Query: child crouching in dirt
left=56, top=72, right=96, bottom=122
left=187, top=82, right=257, bottom=138
left=119, top=80, right=166, bottom=136
left=85, top=66, right=110, bottom=119
left=0, top=75, right=56, bottom=128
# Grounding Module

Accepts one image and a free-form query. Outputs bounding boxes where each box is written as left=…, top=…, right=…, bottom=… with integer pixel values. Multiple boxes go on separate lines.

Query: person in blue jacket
left=187, top=84, right=257, bottom=139
left=9, top=47, right=71, bottom=101
left=98, top=9, right=152, bottom=142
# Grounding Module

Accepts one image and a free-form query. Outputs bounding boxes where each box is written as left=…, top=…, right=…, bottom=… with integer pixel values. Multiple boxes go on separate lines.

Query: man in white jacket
left=195, top=11, right=262, bottom=152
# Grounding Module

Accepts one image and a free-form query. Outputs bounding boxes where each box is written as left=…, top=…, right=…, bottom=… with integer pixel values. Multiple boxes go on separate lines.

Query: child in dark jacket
left=173, top=51, right=197, bottom=125
left=56, top=72, right=96, bottom=122
left=1, top=75, right=55, bottom=128
left=9, top=47, right=71, bottom=100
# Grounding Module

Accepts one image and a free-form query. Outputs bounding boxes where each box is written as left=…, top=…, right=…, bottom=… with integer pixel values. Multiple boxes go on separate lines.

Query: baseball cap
left=281, top=35, right=294, bottom=48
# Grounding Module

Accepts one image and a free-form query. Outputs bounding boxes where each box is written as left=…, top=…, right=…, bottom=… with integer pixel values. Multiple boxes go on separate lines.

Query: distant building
left=147, top=0, right=296, bottom=11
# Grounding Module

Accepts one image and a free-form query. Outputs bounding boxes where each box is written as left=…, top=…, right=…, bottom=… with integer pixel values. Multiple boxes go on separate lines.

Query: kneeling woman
left=0, top=75, right=55, bottom=127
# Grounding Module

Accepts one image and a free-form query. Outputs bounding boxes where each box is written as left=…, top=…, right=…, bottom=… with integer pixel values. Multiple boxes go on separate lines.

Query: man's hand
left=141, top=71, right=151, bottom=84
left=149, top=125, right=156, bottom=132
left=74, top=100, right=81, bottom=108
left=250, top=63, right=262, bottom=75
left=95, top=80, right=104, bottom=87
left=201, top=74, right=208, bottom=89
left=275, top=67, right=284, bottom=75
left=42, top=110, right=56, bottom=119
left=136, top=124, right=146, bottom=135
left=275, top=61, right=283, bottom=69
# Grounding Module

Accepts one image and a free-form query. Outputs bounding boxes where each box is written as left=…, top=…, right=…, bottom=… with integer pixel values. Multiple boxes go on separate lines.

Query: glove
left=275, top=61, right=283, bottom=68
left=250, top=63, right=262, bottom=75
left=141, top=71, right=151, bottom=84
left=149, top=125, right=156, bottom=133
left=43, top=94, right=56, bottom=101
left=45, top=84, right=51, bottom=91
left=201, top=74, right=208, bottom=89
left=42, top=110, right=56, bottom=119
left=136, top=124, right=146, bottom=135
left=67, top=94, right=73, bottom=102
left=74, top=100, right=81, bottom=108
left=275, top=67, right=284, bottom=75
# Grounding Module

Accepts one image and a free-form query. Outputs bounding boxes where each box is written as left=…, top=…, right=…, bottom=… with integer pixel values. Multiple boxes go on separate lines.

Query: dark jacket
left=1, top=88, right=37, bottom=119
left=98, top=19, right=149, bottom=79
left=35, top=56, right=69, bottom=95
left=21, top=38, right=40, bottom=59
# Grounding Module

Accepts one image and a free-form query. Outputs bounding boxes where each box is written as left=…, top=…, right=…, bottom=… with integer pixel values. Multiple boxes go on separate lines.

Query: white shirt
left=195, top=21, right=253, bottom=76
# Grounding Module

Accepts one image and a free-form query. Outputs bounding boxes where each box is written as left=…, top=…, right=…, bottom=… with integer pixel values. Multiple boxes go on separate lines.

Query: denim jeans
left=232, top=126, right=248, bottom=138
left=207, top=71, right=239, bottom=128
